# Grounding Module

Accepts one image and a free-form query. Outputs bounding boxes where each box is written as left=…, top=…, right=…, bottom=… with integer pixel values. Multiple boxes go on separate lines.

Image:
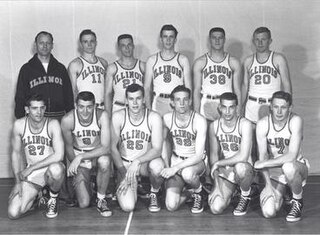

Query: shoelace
left=236, top=196, right=249, bottom=211
left=47, top=198, right=57, bottom=211
left=98, top=199, right=108, bottom=210
left=289, top=200, right=301, bottom=215
left=150, top=193, right=157, bottom=206
left=193, top=194, right=201, bottom=208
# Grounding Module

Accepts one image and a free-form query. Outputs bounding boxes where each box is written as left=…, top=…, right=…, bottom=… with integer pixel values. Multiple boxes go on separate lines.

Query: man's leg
left=73, top=166, right=91, bottom=209
left=96, top=156, right=112, bottom=217
left=233, top=162, right=255, bottom=216
left=283, top=161, right=308, bottom=222
left=165, top=174, right=186, bottom=212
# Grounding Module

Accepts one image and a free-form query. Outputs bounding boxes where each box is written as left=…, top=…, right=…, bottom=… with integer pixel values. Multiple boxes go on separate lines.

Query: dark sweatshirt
left=14, top=54, right=74, bottom=119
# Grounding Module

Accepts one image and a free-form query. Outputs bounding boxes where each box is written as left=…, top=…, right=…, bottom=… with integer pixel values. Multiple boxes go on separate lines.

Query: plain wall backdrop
left=0, top=0, right=319, bottom=177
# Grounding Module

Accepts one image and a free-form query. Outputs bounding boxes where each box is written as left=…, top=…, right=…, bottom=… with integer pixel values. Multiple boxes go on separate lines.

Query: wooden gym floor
left=0, top=176, right=319, bottom=234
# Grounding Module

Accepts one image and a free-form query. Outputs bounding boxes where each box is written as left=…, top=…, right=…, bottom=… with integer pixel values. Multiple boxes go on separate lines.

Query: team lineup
left=8, top=25, right=308, bottom=224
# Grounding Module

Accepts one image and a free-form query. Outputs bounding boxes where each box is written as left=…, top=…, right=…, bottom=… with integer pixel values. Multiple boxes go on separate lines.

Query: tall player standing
left=111, top=84, right=165, bottom=212
left=105, top=34, right=145, bottom=114
left=68, top=29, right=108, bottom=109
left=8, top=94, right=65, bottom=219
left=144, top=24, right=192, bottom=116
left=193, top=27, right=242, bottom=121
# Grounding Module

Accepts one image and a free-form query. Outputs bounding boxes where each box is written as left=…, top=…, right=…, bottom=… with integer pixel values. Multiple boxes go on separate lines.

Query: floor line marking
left=124, top=211, right=133, bottom=235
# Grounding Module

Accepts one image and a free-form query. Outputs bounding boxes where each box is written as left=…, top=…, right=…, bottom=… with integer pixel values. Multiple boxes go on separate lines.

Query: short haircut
left=253, top=27, right=271, bottom=38
left=271, top=91, right=292, bottom=106
left=209, top=27, right=225, bottom=37
left=76, top=91, right=95, bottom=104
left=160, top=24, right=178, bottom=38
left=79, top=29, right=97, bottom=41
left=117, top=34, right=133, bottom=44
left=170, top=85, right=191, bottom=100
left=125, top=84, right=144, bottom=98
left=220, top=92, right=238, bottom=105
left=35, top=31, right=53, bottom=43
left=25, top=93, right=46, bottom=107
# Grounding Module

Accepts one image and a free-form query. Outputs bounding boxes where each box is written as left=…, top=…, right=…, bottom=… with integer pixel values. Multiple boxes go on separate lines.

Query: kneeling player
left=255, top=91, right=309, bottom=222
left=161, top=85, right=207, bottom=213
left=111, top=84, right=164, bottom=212
left=61, top=91, right=112, bottom=217
left=208, top=92, right=254, bottom=216
left=8, top=94, right=65, bottom=219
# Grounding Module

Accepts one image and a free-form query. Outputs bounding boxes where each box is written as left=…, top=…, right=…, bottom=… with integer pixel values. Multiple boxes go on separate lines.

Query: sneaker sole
left=191, top=208, right=204, bottom=214
left=286, top=216, right=301, bottom=222
left=233, top=211, right=248, bottom=216
left=46, top=213, right=58, bottom=219
left=148, top=207, right=161, bottom=213
left=100, top=211, right=113, bottom=217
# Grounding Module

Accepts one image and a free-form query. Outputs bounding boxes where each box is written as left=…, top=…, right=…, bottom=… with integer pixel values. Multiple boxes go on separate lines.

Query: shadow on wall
left=283, top=44, right=320, bottom=174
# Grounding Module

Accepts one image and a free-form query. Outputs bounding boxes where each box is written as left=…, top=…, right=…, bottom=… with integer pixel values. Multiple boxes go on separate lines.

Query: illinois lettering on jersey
left=169, top=111, right=196, bottom=158
left=153, top=52, right=184, bottom=94
left=22, top=117, right=53, bottom=166
left=201, top=53, right=233, bottom=96
left=77, top=57, right=106, bottom=105
left=72, top=108, right=101, bottom=151
left=120, top=108, right=151, bottom=161
left=248, top=51, right=281, bottom=98
left=113, top=60, right=144, bottom=103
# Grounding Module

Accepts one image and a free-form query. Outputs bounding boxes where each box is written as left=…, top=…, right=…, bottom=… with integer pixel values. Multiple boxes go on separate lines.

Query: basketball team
left=8, top=25, right=309, bottom=223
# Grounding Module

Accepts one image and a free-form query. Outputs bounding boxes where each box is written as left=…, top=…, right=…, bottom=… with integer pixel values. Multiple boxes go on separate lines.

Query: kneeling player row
left=8, top=84, right=308, bottom=224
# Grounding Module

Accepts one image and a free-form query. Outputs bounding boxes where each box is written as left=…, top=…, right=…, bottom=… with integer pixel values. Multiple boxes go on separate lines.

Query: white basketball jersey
left=113, top=60, right=144, bottom=104
left=153, top=52, right=184, bottom=94
left=248, top=51, right=281, bottom=98
left=120, top=108, right=151, bottom=161
left=214, top=117, right=250, bottom=162
left=22, top=117, right=54, bottom=166
left=72, top=108, right=101, bottom=151
left=201, top=53, right=233, bottom=96
left=77, top=57, right=106, bottom=105
left=267, top=113, right=303, bottom=160
left=169, top=111, right=196, bottom=158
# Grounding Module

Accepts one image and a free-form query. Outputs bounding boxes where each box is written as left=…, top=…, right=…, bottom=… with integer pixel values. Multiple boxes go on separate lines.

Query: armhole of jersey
left=22, top=117, right=28, bottom=139
left=215, top=118, right=220, bottom=137
left=138, top=60, right=143, bottom=74
left=113, top=62, right=119, bottom=82
left=177, top=53, right=183, bottom=71
left=120, top=108, right=126, bottom=132
left=201, top=54, right=209, bottom=74
left=249, top=54, right=255, bottom=70
left=169, top=112, right=174, bottom=132
left=288, top=113, right=293, bottom=134
left=270, top=51, right=280, bottom=75
left=152, top=54, right=159, bottom=76
left=267, top=115, right=271, bottom=136
left=77, top=57, right=85, bottom=80
left=96, top=108, right=102, bottom=129
left=238, top=116, right=242, bottom=137
left=146, top=109, right=152, bottom=133
left=72, top=110, right=76, bottom=131
left=46, top=118, right=53, bottom=139
left=191, top=111, right=196, bottom=134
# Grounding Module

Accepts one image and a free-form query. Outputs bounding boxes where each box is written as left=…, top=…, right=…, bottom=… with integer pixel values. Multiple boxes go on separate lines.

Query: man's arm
left=99, top=57, right=108, bottom=110
left=215, top=119, right=253, bottom=168
left=61, top=112, right=76, bottom=163
left=242, top=56, right=252, bottom=109
left=144, top=55, right=156, bottom=109
left=179, top=54, right=192, bottom=92
left=104, top=63, right=116, bottom=115
left=11, top=120, right=25, bottom=184
left=67, top=58, right=81, bottom=102
left=209, top=121, right=220, bottom=174
left=230, top=56, right=242, bottom=114
left=62, top=66, right=75, bottom=113
left=161, top=114, right=172, bottom=168
left=192, top=56, right=205, bottom=113
left=275, top=53, right=292, bottom=94
left=139, top=60, right=146, bottom=75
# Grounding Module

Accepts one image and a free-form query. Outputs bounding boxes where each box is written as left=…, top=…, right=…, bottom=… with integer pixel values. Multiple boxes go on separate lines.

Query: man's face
left=76, top=99, right=95, bottom=122
left=80, top=34, right=97, bottom=54
left=126, top=90, right=144, bottom=114
left=219, top=99, right=237, bottom=122
left=171, top=91, right=191, bottom=114
left=252, top=32, right=272, bottom=53
left=209, top=31, right=225, bottom=50
left=160, top=30, right=176, bottom=50
left=118, top=38, right=134, bottom=58
left=26, top=101, right=46, bottom=123
left=270, top=98, right=291, bottom=122
left=36, top=34, right=53, bottom=57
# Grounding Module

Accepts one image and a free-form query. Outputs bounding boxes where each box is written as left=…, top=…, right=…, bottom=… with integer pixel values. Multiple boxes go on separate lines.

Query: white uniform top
left=153, top=52, right=184, bottom=95
left=113, top=60, right=144, bottom=104
left=214, top=116, right=247, bottom=161
left=72, top=108, right=101, bottom=151
left=267, top=113, right=303, bottom=160
left=22, top=117, right=53, bottom=166
left=169, top=111, right=196, bottom=158
left=201, top=53, right=233, bottom=96
left=248, top=51, right=281, bottom=98
left=120, top=108, right=151, bottom=161
left=77, top=56, right=106, bottom=106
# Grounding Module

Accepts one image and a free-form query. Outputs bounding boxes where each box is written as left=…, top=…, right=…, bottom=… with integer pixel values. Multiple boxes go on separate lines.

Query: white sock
left=150, top=186, right=160, bottom=193
left=49, top=191, right=58, bottom=198
left=97, top=192, right=105, bottom=200
left=292, top=191, right=303, bottom=200
left=241, top=187, right=251, bottom=197
left=194, top=184, right=202, bottom=194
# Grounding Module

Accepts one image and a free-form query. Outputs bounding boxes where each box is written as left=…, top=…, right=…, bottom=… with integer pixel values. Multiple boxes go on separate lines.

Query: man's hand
left=126, top=160, right=140, bottom=190
left=161, top=166, right=179, bottom=179
left=19, top=167, right=34, bottom=181
left=9, top=182, right=22, bottom=201
left=68, top=155, right=83, bottom=176
left=210, top=162, right=220, bottom=178
left=117, top=179, right=130, bottom=196
left=254, top=160, right=266, bottom=170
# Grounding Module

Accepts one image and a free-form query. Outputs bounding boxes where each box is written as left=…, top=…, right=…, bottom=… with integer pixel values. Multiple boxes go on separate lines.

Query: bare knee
left=181, top=168, right=197, bottom=184
left=78, top=197, right=90, bottom=208
left=48, top=162, right=65, bottom=180
left=282, top=162, right=296, bottom=181
left=8, top=205, right=21, bottom=220
left=261, top=197, right=277, bottom=218
left=234, top=162, right=251, bottom=180
left=165, top=197, right=180, bottom=212
left=149, top=158, right=164, bottom=176
left=209, top=195, right=227, bottom=215
left=97, top=156, right=111, bottom=172
left=118, top=196, right=135, bottom=212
